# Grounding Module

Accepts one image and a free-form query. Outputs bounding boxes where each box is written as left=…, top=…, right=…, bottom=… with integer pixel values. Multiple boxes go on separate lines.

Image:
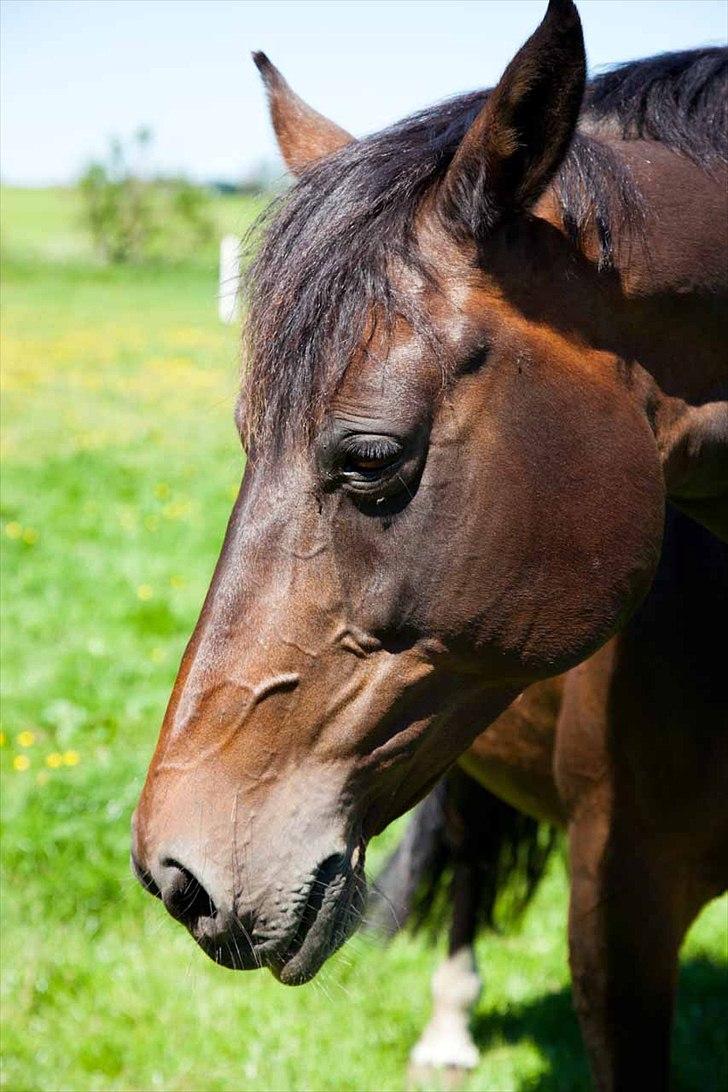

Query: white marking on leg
left=410, top=946, right=482, bottom=1070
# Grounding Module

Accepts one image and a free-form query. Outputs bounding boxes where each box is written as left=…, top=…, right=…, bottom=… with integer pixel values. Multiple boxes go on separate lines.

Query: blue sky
left=2, top=0, right=726, bottom=185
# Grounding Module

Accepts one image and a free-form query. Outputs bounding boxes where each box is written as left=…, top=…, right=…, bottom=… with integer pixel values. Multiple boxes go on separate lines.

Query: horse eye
left=346, top=454, right=394, bottom=473
left=340, top=438, right=403, bottom=480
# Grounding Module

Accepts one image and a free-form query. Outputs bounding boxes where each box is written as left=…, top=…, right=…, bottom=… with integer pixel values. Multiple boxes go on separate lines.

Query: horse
left=371, top=511, right=727, bottom=1083
left=132, top=1, right=728, bottom=1087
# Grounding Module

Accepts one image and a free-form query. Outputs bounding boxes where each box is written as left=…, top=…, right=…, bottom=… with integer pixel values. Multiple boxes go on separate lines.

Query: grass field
left=1, top=187, right=726, bottom=1092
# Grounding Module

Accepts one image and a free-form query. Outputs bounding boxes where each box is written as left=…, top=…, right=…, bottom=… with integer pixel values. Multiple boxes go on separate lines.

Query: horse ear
left=253, top=52, right=355, bottom=175
left=438, top=0, right=586, bottom=243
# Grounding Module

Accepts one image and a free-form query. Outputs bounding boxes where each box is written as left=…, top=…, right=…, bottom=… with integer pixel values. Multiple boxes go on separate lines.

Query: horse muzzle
left=131, top=832, right=367, bottom=982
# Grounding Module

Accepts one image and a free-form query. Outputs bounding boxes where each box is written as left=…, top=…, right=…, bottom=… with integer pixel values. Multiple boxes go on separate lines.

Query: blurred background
left=1, top=2, right=726, bottom=1090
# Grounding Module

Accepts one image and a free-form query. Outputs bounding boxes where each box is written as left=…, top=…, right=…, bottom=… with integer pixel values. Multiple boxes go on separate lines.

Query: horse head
left=133, top=0, right=675, bottom=983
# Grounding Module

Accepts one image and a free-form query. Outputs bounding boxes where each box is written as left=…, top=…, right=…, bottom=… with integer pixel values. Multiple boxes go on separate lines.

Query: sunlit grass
left=1, top=188, right=726, bottom=1091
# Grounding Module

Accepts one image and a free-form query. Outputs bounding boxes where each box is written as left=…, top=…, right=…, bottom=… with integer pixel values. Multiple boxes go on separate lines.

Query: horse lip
left=195, top=922, right=262, bottom=970
left=188, top=875, right=351, bottom=977
left=270, top=865, right=365, bottom=985
left=270, top=902, right=344, bottom=985
left=169, top=849, right=367, bottom=978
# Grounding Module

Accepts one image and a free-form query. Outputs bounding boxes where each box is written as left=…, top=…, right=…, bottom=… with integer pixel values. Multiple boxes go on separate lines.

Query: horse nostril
left=160, top=859, right=218, bottom=928
left=154, top=859, right=259, bottom=970
left=131, top=852, right=162, bottom=900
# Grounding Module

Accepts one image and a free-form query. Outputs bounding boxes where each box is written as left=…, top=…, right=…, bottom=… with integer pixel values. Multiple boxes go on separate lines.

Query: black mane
left=585, top=48, right=728, bottom=163
left=242, top=47, right=727, bottom=450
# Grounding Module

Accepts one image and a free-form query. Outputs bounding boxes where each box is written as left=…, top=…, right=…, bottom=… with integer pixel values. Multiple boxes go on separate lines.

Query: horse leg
left=409, top=860, right=482, bottom=1071
left=568, top=806, right=690, bottom=1092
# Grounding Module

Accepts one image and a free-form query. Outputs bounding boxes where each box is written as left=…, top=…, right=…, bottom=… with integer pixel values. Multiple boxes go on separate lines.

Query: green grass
left=0, top=186, right=269, bottom=268
left=1, top=187, right=726, bottom=1092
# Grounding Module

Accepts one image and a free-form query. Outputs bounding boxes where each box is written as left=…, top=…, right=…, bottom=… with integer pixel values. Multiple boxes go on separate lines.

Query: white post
left=218, top=235, right=241, bottom=324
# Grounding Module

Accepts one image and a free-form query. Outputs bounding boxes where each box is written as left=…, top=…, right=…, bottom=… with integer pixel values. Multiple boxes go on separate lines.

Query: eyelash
left=344, top=438, right=400, bottom=464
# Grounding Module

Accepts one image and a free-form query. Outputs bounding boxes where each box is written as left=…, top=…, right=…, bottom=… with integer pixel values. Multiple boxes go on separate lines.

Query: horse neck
left=603, top=139, right=727, bottom=405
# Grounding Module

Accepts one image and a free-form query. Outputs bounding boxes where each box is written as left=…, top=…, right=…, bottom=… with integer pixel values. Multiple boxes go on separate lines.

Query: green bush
left=78, top=128, right=213, bottom=264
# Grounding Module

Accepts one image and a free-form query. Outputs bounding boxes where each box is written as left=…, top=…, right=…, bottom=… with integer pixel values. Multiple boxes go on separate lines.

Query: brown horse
left=132, top=1, right=727, bottom=1087
left=372, top=506, right=727, bottom=1084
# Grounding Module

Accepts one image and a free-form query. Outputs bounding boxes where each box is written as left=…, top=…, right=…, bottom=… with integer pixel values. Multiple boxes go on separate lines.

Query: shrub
left=78, top=128, right=212, bottom=263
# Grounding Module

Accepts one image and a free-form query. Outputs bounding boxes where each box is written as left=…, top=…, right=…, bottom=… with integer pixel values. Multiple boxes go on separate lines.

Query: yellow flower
left=149, top=646, right=166, bottom=663
left=0, top=731, right=6, bottom=747
left=17, top=730, right=35, bottom=748
left=22, top=528, right=38, bottom=545
left=154, top=482, right=171, bottom=500
left=169, top=574, right=185, bottom=589
left=136, top=584, right=154, bottom=601
left=4, top=522, right=22, bottom=539
left=36, top=770, right=49, bottom=786
left=162, top=500, right=191, bottom=521
left=46, top=752, right=63, bottom=768
left=13, top=754, right=30, bottom=772
left=62, top=750, right=80, bottom=767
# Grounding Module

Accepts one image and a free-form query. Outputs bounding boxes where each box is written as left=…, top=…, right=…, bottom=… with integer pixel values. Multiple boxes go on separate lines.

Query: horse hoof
left=410, top=1026, right=479, bottom=1071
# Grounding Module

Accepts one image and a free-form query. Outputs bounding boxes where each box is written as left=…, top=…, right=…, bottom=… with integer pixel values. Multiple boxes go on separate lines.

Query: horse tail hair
left=367, top=767, right=557, bottom=940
